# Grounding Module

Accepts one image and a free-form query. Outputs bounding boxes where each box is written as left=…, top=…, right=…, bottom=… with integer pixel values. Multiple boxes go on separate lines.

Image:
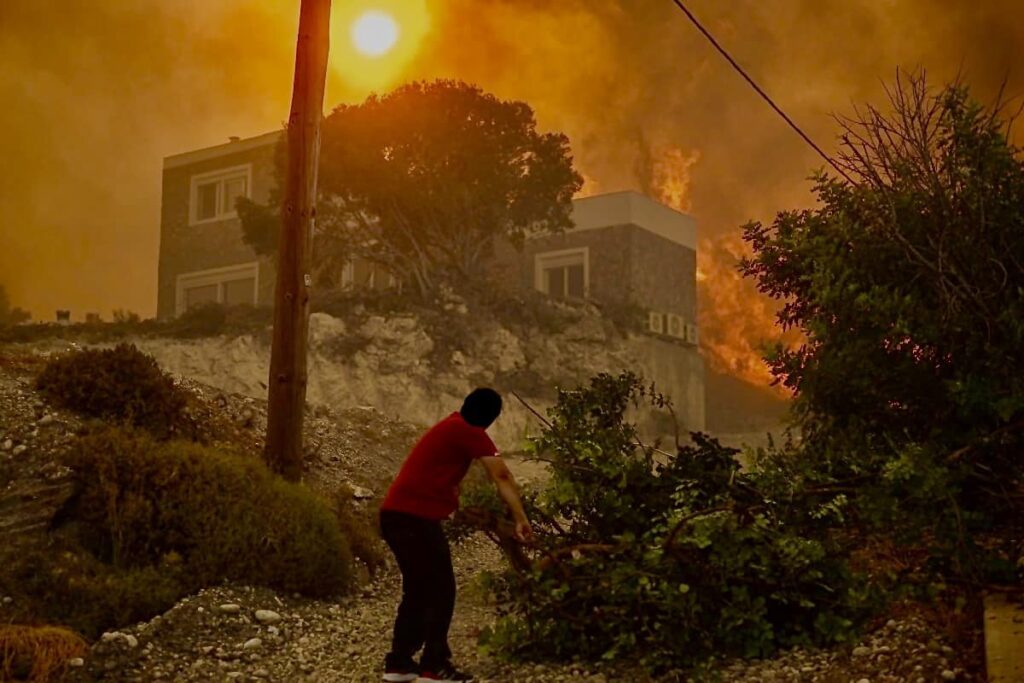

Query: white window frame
left=175, top=262, right=259, bottom=316
left=534, top=247, right=590, bottom=299
left=189, top=164, right=253, bottom=226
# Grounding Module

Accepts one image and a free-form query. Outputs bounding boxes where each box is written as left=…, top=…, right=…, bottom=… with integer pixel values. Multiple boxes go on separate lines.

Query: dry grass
left=0, top=625, right=87, bottom=682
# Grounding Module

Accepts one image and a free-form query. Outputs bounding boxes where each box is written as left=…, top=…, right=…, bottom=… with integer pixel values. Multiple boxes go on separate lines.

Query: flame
left=650, top=146, right=701, bottom=213
left=644, top=146, right=797, bottom=394
left=697, top=234, right=800, bottom=394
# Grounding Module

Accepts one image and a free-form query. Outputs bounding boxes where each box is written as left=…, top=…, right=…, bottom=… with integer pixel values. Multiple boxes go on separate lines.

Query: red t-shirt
left=381, top=412, right=499, bottom=520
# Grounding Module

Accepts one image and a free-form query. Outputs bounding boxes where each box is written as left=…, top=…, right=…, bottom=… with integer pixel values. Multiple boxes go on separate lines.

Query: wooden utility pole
left=265, top=0, right=331, bottom=481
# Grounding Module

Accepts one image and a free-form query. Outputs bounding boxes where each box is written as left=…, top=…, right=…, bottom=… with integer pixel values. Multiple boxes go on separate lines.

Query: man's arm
left=479, top=456, right=534, bottom=543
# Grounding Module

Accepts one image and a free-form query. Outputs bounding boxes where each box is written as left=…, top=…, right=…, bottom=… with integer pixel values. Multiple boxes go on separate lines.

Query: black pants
left=380, top=510, right=456, bottom=671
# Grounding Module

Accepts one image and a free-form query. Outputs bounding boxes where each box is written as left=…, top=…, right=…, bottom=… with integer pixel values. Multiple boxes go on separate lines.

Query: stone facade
left=156, top=132, right=281, bottom=320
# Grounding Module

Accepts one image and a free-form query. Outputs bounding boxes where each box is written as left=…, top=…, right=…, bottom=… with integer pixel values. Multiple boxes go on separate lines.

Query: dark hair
left=460, top=388, right=503, bottom=428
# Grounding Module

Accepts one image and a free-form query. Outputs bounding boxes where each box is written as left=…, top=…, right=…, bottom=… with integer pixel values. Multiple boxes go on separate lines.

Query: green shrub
left=2, top=547, right=184, bottom=639
left=469, top=373, right=876, bottom=671
left=64, top=427, right=352, bottom=598
left=35, top=344, right=188, bottom=438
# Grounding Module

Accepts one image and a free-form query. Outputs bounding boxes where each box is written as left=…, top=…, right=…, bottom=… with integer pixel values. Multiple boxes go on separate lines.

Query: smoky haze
left=2, top=1, right=1021, bottom=340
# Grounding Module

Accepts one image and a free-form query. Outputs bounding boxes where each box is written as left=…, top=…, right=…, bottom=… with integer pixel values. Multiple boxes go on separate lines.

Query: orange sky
left=1, top=0, right=1022, bottom=330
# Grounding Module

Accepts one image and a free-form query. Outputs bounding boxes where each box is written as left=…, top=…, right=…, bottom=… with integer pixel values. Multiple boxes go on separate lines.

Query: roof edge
left=163, top=130, right=282, bottom=170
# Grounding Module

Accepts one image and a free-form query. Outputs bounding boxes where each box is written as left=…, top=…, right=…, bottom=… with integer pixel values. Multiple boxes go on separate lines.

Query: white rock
left=38, top=414, right=54, bottom=426
left=219, top=603, right=241, bottom=614
left=1, top=439, right=12, bottom=451
left=941, top=672, right=956, bottom=681
left=351, top=486, right=374, bottom=500
left=856, top=679, right=870, bottom=683
left=69, top=657, right=84, bottom=667
left=125, top=634, right=138, bottom=648
left=243, top=637, right=262, bottom=651
left=852, top=646, right=871, bottom=657
left=255, top=609, right=281, bottom=624
left=12, top=445, right=26, bottom=456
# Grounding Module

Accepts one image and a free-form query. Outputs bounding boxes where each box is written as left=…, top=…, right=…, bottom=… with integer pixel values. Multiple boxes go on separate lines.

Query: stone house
left=157, top=131, right=705, bottom=427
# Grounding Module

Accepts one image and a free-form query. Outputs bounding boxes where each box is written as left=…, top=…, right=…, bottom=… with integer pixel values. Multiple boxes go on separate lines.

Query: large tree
left=741, top=73, right=1024, bottom=548
left=241, top=80, right=582, bottom=297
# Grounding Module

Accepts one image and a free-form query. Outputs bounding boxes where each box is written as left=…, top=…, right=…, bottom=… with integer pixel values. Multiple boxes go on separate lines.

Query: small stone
left=69, top=658, right=84, bottom=667
left=941, top=671, right=956, bottom=681
left=12, top=445, right=26, bottom=456
left=255, top=609, right=281, bottom=624
left=243, top=637, right=262, bottom=651
left=219, top=603, right=241, bottom=614
left=856, top=679, right=870, bottom=683
left=38, top=414, right=54, bottom=426
left=1, top=439, right=12, bottom=451
left=852, top=646, right=871, bottom=657
left=267, top=626, right=279, bottom=636
left=886, top=619, right=897, bottom=628
left=125, top=634, right=138, bottom=648
left=351, top=485, right=374, bottom=500
left=2, top=597, right=11, bottom=605
left=100, top=632, right=121, bottom=643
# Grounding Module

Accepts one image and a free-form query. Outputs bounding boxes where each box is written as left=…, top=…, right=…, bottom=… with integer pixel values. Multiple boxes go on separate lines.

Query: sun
left=351, top=10, right=400, bottom=58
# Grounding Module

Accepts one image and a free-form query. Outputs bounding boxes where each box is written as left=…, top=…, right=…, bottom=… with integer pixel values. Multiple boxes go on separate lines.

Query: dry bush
left=35, top=344, right=188, bottom=438
left=0, top=625, right=87, bottom=682
left=64, top=427, right=353, bottom=598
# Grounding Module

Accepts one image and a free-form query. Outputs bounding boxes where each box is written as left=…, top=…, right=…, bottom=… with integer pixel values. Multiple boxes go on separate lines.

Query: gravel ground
left=67, top=531, right=982, bottom=683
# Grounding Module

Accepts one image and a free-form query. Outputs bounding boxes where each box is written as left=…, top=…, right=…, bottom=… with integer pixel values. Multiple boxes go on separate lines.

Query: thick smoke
left=1, top=1, right=1021, bottom=356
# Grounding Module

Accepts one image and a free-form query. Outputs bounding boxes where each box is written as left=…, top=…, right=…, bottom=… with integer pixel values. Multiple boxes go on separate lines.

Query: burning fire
left=645, top=145, right=798, bottom=394
left=696, top=235, right=800, bottom=394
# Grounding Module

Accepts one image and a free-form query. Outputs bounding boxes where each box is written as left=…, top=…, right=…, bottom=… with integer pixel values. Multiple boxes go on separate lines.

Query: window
left=535, top=248, right=589, bottom=299
left=175, top=262, right=259, bottom=316
left=189, top=165, right=252, bottom=224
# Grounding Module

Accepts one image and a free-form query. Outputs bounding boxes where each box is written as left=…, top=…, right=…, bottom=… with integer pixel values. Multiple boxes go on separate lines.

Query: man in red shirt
left=379, top=388, right=532, bottom=683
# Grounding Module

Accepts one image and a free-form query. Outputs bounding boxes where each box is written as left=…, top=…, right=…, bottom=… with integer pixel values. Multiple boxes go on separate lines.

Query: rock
left=12, top=444, right=26, bottom=456
left=69, top=658, right=84, bottom=667
left=38, top=414, right=54, bottom=426
left=255, top=609, right=282, bottom=624
left=941, top=671, right=956, bottom=681
left=856, top=679, right=871, bottom=683
left=351, top=485, right=374, bottom=500
left=125, top=634, right=139, bottom=648
left=219, top=603, right=242, bottom=614
left=852, top=646, right=871, bottom=657
left=243, top=637, right=262, bottom=651
left=2, top=439, right=12, bottom=451
left=100, top=632, right=122, bottom=643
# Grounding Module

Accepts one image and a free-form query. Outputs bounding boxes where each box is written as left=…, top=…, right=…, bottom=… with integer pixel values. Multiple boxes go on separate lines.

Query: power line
left=668, top=0, right=855, bottom=185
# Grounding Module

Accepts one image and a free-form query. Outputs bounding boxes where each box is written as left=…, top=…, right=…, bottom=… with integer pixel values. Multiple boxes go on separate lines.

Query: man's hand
left=481, top=456, right=534, bottom=545
left=514, top=519, right=535, bottom=544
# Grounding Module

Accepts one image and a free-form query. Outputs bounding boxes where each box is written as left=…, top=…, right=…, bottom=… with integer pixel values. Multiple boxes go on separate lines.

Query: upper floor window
left=535, top=247, right=589, bottom=299
left=190, top=165, right=252, bottom=225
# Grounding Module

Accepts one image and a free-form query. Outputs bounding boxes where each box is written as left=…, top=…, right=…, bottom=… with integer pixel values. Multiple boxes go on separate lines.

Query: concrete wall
left=156, top=133, right=281, bottom=319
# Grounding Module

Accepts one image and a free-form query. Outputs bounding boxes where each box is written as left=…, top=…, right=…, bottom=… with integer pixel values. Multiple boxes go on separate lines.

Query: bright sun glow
left=351, top=10, right=400, bottom=57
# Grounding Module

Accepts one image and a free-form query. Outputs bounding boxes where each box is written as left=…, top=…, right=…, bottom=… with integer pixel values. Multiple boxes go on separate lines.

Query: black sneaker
left=382, top=657, right=419, bottom=682
left=417, top=661, right=474, bottom=682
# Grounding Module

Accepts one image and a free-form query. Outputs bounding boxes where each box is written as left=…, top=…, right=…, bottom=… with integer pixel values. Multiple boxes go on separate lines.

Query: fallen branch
left=662, top=505, right=734, bottom=550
